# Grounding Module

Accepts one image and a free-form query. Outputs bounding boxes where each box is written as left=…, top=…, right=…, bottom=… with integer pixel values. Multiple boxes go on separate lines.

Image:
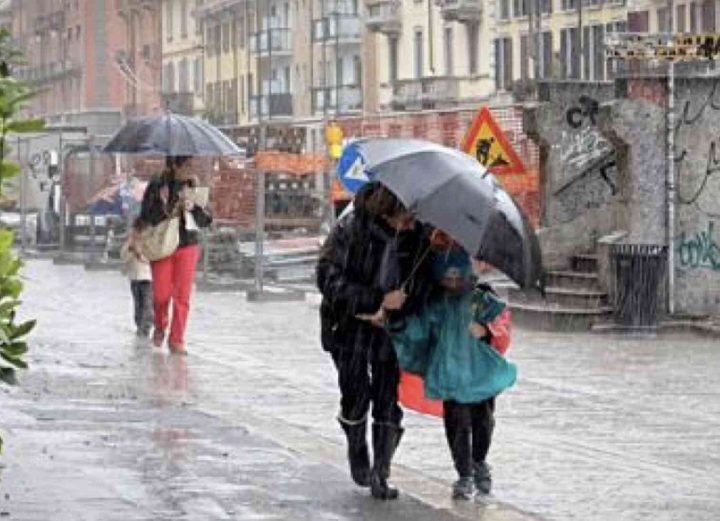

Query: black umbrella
left=103, top=113, right=244, bottom=156
left=346, top=139, right=544, bottom=292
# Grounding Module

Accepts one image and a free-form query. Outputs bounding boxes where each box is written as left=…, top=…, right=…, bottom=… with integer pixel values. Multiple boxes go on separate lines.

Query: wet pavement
left=1, top=260, right=719, bottom=521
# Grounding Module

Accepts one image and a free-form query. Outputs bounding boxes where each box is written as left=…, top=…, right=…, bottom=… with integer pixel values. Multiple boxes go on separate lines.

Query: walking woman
left=317, top=183, right=432, bottom=500
left=139, top=156, right=212, bottom=354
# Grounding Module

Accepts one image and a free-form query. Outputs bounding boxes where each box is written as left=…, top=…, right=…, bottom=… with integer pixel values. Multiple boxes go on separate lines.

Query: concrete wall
left=524, top=81, right=620, bottom=269
left=670, top=76, right=720, bottom=314
left=525, top=76, right=720, bottom=316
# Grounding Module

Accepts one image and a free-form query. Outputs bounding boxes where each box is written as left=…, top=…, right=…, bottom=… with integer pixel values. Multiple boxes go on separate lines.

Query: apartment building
left=365, top=0, right=495, bottom=111
left=626, top=0, right=718, bottom=33
left=161, top=0, right=205, bottom=116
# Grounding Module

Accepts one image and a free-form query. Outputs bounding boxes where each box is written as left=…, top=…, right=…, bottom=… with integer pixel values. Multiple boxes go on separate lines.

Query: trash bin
left=612, top=244, right=668, bottom=328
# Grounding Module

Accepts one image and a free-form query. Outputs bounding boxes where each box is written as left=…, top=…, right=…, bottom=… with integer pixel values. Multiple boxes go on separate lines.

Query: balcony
left=392, top=77, right=460, bottom=110
left=313, top=15, right=361, bottom=44
left=439, top=0, right=483, bottom=23
left=250, top=28, right=292, bottom=57
left=365, top=1, right=401, bottom=35
left=162, top=92, right=195, bottom=116
left=249, top=93, right=294, bottom=120
left=312, top=85, right=362, bottom=115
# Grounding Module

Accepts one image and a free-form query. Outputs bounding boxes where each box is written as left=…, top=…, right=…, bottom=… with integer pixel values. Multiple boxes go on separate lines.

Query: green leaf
left=1, top=352, right=26, bottom=369
left=6, top=118, right=44, bottom=133
left=2, top=341, right=27, bottom=356
left=3, top=278, right=22, bottom=299
left=6, top=258, right=21, bottom=277
left=0, top=299, right=19, bottom=316
left=9, top=319, right=35, bottom=340
left=0, top=229, right=13, bottom=249
left=0, top=365, right=16, bottom=385
left=0, top=161, right=19, bottom=179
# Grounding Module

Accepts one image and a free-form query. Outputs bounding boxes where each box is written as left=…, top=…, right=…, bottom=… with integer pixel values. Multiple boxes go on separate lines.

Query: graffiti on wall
left=674, top=79, right=720, bottom=217
left=552, top=96, right=618, bottom=223
left=677, top=221, right=720, bottom=272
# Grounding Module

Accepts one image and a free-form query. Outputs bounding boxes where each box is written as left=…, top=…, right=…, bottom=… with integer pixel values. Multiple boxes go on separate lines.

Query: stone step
left=571, top=254, right=599, bottom=274
left=509, top=286, right=608, bottom=309
left=545, top=270, right=601, bottom=291
left=508, top=302, right=614, bottom=332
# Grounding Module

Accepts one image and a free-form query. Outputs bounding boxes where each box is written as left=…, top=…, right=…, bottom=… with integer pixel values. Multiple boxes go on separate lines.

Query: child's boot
left=452, top=476, right=476, bottom=500
left=474, top=461, right=492, bottom=495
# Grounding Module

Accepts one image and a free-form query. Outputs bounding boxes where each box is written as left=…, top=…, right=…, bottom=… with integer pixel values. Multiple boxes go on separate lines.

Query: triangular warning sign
left=345, top=156, right=370, bottom=182
left=461, top=107, right=525, bottom=175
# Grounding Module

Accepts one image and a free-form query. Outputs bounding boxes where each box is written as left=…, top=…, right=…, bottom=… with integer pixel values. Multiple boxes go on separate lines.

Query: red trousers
left=151, top=245, right=200, bottom=347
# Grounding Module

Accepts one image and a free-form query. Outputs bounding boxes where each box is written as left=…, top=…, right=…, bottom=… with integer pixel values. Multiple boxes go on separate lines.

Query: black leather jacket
left=316, top=186, right=432, bottom=356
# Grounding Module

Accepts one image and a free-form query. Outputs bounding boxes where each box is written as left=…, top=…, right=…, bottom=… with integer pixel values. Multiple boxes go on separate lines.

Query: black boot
left=338, top=417, right=371, bottom=487
left=370, top=422, right=402, bottom=500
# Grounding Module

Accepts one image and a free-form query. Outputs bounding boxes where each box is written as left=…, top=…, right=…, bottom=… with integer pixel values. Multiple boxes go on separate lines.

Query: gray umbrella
left=103, top=113, right=244, bottom=156
left=351, top=138, right=544, bottom=292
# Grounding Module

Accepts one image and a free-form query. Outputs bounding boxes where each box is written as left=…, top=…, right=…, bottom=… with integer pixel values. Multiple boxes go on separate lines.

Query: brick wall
left=336, top=107, right=540, bottom=226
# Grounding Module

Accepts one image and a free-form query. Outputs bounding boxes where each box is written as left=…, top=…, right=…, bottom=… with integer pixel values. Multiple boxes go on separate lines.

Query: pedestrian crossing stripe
left=461, top=107, right=525, bottom=176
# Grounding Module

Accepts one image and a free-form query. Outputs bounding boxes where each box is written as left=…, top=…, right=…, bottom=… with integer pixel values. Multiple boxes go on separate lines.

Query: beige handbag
left=139, top=215, right=180, bottom=262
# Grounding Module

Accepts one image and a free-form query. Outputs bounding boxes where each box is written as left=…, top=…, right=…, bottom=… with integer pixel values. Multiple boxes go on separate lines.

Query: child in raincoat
left=120, top=218, right=153, bottom=338
left=388, top=242, right=516, bottom=500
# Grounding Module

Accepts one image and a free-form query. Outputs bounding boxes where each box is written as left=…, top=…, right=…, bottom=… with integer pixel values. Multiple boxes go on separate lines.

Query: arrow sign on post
left=337, top=141, right=373, bottom=194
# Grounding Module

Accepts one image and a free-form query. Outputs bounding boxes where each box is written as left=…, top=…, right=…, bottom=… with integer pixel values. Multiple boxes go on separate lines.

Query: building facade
left=11, top=0, right=162, bottom=132
left=626, top=0, right=719, bottom=33
left=161, top=0, right=205, bottom=116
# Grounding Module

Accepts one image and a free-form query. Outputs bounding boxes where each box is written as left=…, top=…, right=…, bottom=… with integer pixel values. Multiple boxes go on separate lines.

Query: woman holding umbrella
left=104, top=112, right=242, bottom=353
left=139, top=156, right=212, bottom=354
left=317, top=182, right=433, bottom=500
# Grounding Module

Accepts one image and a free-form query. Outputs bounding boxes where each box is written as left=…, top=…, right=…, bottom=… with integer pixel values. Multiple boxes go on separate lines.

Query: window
left=541, top=0, right=552, bottom=14
left=196, top=1, right=203, bottom=35
left=238, top=16, right=245, bottom=49
left=194, top=58, right=202, bottom=94
left=231, top=18, right=237, bottom=49
left=468, top=23, right=479, bottom=75
left=702, top=0, right=716, bottom=32
left=353, top=55, right=362, bottom=86
left=677, top=5, right=687, bottom=33
left=500, top=0, right=510, bottom=20
left=206, top=26, right=214, bottom=56
left=541, top=31, right=553, bottom=79
left=691, top=3, right=699, bottom=33
left=167, top=1, right=174, bottom=41
left=560, top=27, right=581, bottom=79
left=240, top=74, right=245, bottom=113
left=284, top=66, right=291, bottom=92
left=222, top=22, right=230, bottom=53
left=336, top=57, right=344, bottom=86
left=494, top=37, right=513, bottom=90
left=657, top=7, right=669, bottom=32
left=179, top=58, right=189, bottom=92
left=444, top=27, right=454, bottom=76
left=513, top=0, right=529, bottom=17
left=520, top=34, right=529, bottom=80
left=414, top=30, right=424, bottom=79
left=165, top=62, right=176, bottom=93
left=389, top=37, right=398, bottom=83
left=181, top=0, right=188, bottom=38
left=628, top=11, right=649, bottom=32
left=562, top=0, right=577, bottom=10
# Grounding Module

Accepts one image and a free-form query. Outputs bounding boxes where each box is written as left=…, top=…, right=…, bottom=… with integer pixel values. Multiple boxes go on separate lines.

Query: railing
left=365, top=1, right=402, bottom=34
left=250, top=28, right=292, bottom=55
left=438, top=0, right=483, bottom=23
left=312, top=15, right=361, bottom=43
left=393, top=77, right=461, bottom=109
left=249, top=93, right=294, bottom=119
left=312, top=85, right=362, bottom=114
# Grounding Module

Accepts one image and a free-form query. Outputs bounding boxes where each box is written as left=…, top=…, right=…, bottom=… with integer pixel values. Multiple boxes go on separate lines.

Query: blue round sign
left=337, top=142, right=373, bottom=194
